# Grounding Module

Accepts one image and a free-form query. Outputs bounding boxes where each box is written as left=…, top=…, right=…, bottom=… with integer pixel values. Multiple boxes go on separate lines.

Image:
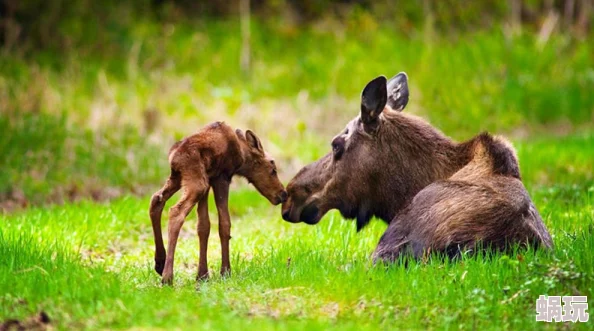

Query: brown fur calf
left=282, top=74, right=552, bottom=261
left=150, top=122, right=286, bottom=284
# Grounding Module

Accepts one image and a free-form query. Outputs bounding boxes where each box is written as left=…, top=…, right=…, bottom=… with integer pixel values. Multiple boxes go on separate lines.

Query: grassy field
left=1, top=135, right=593, bottom=330
left=2, top=10, right=594, bottom=330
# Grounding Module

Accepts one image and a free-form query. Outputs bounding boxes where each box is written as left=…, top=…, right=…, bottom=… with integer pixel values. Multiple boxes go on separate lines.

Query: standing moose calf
left=150, top=122, right=286, bottom=284
left=282, top=73, right=552, bottom=260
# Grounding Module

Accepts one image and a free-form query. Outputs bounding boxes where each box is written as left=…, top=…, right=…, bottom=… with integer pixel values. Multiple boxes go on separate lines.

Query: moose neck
left=372, top=111, right=472, bottom=223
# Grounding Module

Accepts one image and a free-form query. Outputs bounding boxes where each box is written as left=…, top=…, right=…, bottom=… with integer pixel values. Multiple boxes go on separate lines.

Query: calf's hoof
left=161, top=272, right=173, bottom=286
left=154, top=260, right=165, bottom=276
left=220, top=267, right=231, bottom=278
left=197, top=268, right=209, bottom=281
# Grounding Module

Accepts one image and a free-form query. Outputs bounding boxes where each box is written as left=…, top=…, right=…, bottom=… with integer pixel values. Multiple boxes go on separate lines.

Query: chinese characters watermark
left=536, top=295, right=589, bottom=323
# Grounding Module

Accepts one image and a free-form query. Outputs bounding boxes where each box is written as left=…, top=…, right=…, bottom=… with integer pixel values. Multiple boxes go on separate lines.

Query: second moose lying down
left=150, top=122, right=286, bottom=284
left=282, top=74, right=552, bottom=261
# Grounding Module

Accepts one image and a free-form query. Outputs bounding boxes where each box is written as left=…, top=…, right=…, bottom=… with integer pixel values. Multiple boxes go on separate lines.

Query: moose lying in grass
left=150, top=122, right=286, bottom=284
left=282, top=73, right=553, bottom=261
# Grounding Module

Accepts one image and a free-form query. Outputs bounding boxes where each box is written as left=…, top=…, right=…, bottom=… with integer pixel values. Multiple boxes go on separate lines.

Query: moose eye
left=331, top=141, right=339, bottom=152
left=331, top=137, right=345, bottom=160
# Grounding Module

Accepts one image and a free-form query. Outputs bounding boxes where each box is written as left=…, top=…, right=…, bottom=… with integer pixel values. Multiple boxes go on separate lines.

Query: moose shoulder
left=281, top=73, right=553, bottom=261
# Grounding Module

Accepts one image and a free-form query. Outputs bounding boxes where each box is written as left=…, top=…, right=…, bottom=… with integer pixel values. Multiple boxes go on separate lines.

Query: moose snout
left=279, top=190, right=288, bottom=203
left=273, top=190, right=288, bottom=205
left=281, top=199, right=295, bottom=222
left=282, top=208, right=290, bottom=221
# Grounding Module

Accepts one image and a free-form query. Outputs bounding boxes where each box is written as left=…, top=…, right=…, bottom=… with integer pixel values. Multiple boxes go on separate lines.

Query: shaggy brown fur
left=150, top=122, right=286, bottom=284
left=373, top=133, right=552, bottom=261
left=281, top=74, right=552, bottom=261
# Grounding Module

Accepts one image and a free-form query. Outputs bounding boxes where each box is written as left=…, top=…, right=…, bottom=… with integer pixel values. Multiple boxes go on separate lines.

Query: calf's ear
left=360, top=76, right=388, bottom=127
left=245, top=130, right=264, bottom=152
left=387, top=72, right=409, bottom=111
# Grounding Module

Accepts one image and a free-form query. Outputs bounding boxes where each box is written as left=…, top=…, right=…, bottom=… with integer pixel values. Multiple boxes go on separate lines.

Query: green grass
left=2, top=147, right=593, bottom=329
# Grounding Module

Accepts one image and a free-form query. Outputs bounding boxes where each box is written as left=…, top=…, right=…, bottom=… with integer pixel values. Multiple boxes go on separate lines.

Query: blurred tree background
left=1, top=0, right=593, bottom=209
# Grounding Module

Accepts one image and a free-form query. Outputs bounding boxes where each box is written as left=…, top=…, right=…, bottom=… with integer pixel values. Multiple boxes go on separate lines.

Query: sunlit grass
left=1, top=175, right=592, bottom=329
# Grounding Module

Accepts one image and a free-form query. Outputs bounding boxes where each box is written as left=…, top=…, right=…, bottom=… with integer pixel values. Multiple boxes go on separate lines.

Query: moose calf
left=149, top=122, right=286, bottom=284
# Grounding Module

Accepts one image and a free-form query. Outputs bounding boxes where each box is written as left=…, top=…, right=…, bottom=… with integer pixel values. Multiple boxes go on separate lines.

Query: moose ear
left=245, top=130, right=263, bottom=152
left=386, top=72, right=409, bottom=111
left=235, top=128, right=245, bottom=140
left=361, top=76, right=388, bottom=126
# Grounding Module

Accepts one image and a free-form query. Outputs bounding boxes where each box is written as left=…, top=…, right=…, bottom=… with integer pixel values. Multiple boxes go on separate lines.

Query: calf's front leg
left=196, top=192, right=211, bottom=280
left=212, top=178, right=232, bottom=277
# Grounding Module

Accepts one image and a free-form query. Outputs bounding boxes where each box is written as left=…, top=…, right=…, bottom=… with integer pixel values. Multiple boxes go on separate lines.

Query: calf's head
left=282, top=73, right=449, bottom=230
left=241, top=130, right=287, bottom=205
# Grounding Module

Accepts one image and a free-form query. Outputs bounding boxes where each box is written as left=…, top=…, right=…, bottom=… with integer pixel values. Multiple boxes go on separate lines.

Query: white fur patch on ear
left=391, top=83, right=402, bottom=97
left=387, top=72, right=409, bottom=111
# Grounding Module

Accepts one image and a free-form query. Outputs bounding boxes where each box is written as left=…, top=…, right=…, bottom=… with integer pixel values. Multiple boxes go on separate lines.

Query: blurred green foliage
left=0, top=113, right=165, bottom=203
left=2, top=0, right=591, bottom=53
left=1, top=0, right=593, bottom=205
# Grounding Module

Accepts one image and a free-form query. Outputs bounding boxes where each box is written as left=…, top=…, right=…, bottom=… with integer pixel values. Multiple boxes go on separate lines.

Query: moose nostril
left=280, top=191, right=288, bottom=203
left=282, top=209, right=290, bottom=221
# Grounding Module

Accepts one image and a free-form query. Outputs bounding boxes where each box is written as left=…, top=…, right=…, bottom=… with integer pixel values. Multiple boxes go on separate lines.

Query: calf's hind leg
left=196, top=192, right=211, bottom=280
left=149, top=174, right=181, bottom=275
left=161, top=180, right=207, bottom=285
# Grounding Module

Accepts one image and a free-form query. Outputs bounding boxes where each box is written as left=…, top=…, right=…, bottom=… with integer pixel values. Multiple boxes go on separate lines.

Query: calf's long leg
left=212, top=178, right=232, bottom=277
left=196, top=192, right=211, bottom=280
left=149, top=173, right=181, bottom=275
left=161, top=180, right=207, bottom=285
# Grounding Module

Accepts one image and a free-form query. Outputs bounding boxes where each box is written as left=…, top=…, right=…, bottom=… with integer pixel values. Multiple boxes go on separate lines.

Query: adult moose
left=281, top=73, right=552, bottom=261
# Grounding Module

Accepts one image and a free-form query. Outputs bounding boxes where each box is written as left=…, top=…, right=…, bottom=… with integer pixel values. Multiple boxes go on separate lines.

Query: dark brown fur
left=150, top=122, right=286, bottom=284
left=281, top=74, right=552, bottom=262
